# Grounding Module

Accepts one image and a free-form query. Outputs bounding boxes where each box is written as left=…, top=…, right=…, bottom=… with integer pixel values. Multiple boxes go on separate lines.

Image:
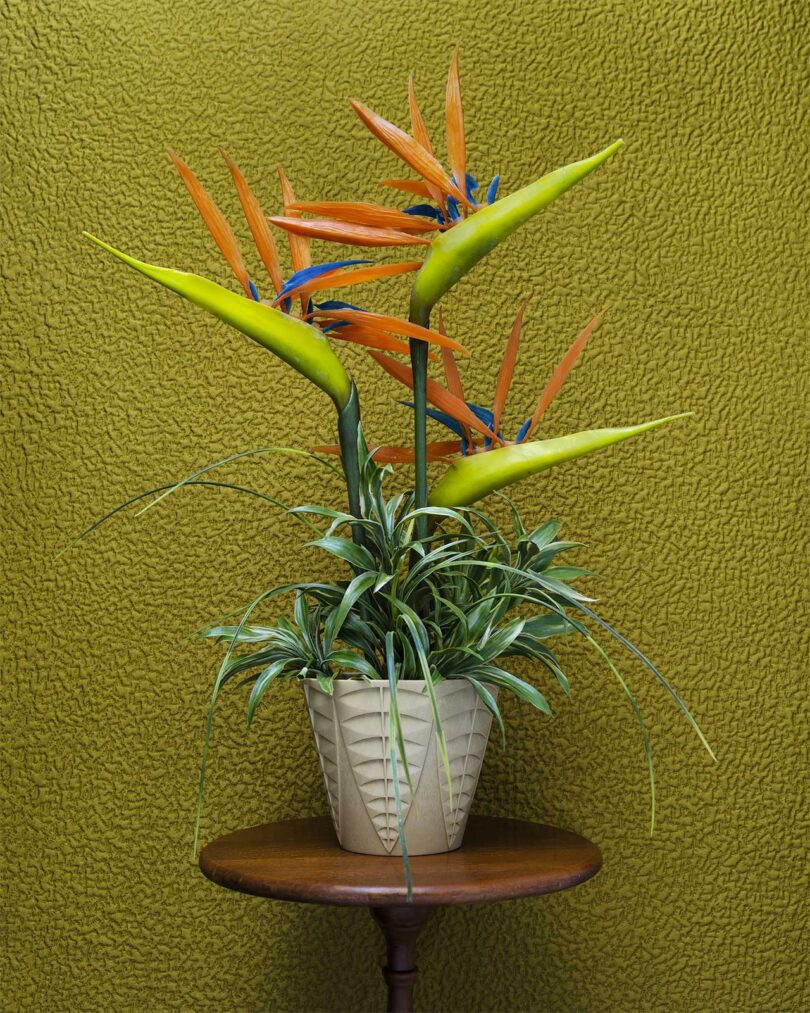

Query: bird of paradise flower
left=82, top=44, right=683, bottom=526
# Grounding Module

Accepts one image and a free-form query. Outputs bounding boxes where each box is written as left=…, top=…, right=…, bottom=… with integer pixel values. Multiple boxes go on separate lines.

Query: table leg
left=369, top=905, right=434, bottom=1013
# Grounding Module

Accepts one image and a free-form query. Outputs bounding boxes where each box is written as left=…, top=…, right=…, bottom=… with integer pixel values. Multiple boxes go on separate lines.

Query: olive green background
left=2, top=1, right=808, bottom=1010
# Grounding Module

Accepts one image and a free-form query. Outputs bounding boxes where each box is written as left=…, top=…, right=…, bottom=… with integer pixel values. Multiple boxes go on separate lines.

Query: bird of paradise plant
left=73, top=47, right=713, bottom=896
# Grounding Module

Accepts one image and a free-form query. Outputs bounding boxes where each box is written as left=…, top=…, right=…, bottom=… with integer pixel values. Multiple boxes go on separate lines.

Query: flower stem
left=408, top=296, right=430, bottom=541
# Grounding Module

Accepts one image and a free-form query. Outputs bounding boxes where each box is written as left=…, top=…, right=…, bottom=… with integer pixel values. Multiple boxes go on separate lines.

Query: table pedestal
left=370, top=906, right=433, bottom=1013
left=199, top=815, right=602, bottom=1012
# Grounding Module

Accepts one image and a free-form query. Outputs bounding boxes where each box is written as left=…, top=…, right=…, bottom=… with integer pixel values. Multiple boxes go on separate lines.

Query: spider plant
left=72, top=48, right=714, bottom=899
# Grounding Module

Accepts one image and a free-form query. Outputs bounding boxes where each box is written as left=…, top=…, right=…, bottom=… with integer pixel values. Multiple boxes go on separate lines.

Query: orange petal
left=349, top=99, right=466, bottom=204
left=492, top=296, right=530, bottom=435
left=273, top=260, right=421, bottom=305
left=269, top=216, right=431, bottom=248
left=287, top=201, right=437, bottom=232
left=277, top=167, right=311, bottom=313
left=379, top=178, right=435, bottom=198
left=525, top=308, right=607, bottom=439
left=408, top=73, right=447, bottom=215
left=438, top=309, right=472, bottom=445
left=445, top=46, right=472, bottom=210
left=220, top=150, right=284, bottom=295
left=167, top=150, right=251, bottom=297
left=330, top=323, right=439, bottom=361
left=312, top=309, right=468, bottom=354
left=369, top=351, right=501, bottom=442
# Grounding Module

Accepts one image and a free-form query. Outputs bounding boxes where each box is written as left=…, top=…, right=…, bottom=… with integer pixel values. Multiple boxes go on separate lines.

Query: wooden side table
left=200, top=815, right=601, bottom=1012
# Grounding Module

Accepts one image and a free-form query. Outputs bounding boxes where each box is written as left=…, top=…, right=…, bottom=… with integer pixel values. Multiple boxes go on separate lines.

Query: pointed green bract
left=82, top=233, right=352, bottom=410
left=429, top=414, right=691, bottom=507
left=410, top=140, right=624, bottom=318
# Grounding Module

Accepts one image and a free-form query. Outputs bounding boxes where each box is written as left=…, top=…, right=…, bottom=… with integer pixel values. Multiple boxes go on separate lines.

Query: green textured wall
left=3, top=1, right=807, bottom=1010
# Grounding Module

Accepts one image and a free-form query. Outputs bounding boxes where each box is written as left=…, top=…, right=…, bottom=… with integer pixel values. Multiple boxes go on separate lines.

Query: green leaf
left=526, top=519, right=562, bottom=550
left=56, top=478, right=307, bottom=556
left=578, top=603, right=716, bottom=763
left=466, top=676, right=506, bottom=748
left=475, top=666, right=552, bottom=716
left=400, top=612, right=453, bottom=809
left=386, top=633, right=413, bottom=903
left=521, top=615, right=574, bottom=640
left=324, top=571, right=377, bottom=647
left=327, top=650, right=379, bottom=680
left=307, top=536, right=377, bottom=572
left=543, top=565, right=595, bottom=582
left=135, top=447, right=328, bottom=519
left=586, top=635, right=656, bottom=834
left=246, top=660, right=289, bottom=726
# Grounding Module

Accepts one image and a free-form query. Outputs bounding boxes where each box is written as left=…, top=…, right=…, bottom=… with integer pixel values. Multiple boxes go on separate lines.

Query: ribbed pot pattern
left=302, top=679, right=497, bottom=856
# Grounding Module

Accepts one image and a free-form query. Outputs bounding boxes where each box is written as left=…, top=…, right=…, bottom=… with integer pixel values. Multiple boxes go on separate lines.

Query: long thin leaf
left=576, top=603, right=716, bottom=762
left=56, top=479, right=316, bottom=556
left=136, top=446, right=330, bottom=517
left=386, top=632, right=413, bottom=902
left=400, top=612, right=453, bottom=810
left=587, top=635, right=656, bottom=834
left=466, top=676, right=506, bottom=747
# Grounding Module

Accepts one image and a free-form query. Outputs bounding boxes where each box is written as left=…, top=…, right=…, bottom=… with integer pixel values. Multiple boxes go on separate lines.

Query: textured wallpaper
left=2, top=1, right=807, bottom=1010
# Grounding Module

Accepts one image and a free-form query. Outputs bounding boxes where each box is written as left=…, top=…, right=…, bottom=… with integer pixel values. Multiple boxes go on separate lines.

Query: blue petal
left=315, top=299, right=364, bottom=312
left=248, top=279, right=260, bottom=301
left=486, top=174, right=500, bottom=204
left=404, top=203, right=445, bottom=221
left=465, top=402, right=495, bottom=429
left=278, top=260, right=371, bottom=298
left=516, top=417, right=533, bottom=442
left=399, top=401, right=465, bottom=438
left=316, top=299, right=365, bottom=332
left=446, top=195, right=461, bottom=222
left=464, top=172, right=479, bottom=203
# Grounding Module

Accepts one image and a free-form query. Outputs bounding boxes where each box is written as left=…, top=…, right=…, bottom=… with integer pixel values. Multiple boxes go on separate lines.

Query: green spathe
left=411, top=140, right=624, bottom=317
left=429, top=414, right=691, bottom=507
left=82, top=233, right=352, bottom=411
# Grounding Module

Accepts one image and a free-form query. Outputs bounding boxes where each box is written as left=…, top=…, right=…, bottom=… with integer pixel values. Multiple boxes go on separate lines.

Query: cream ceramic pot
left=302, top=678, right=497, bottom=856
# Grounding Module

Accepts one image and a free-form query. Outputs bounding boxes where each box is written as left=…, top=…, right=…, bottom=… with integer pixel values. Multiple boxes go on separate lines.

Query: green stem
left=409, top=295, right=431, bottom=541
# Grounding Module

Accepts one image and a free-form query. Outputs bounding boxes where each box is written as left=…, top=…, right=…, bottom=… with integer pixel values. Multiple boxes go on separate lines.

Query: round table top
left=199, top=815, right=602, bottom=907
